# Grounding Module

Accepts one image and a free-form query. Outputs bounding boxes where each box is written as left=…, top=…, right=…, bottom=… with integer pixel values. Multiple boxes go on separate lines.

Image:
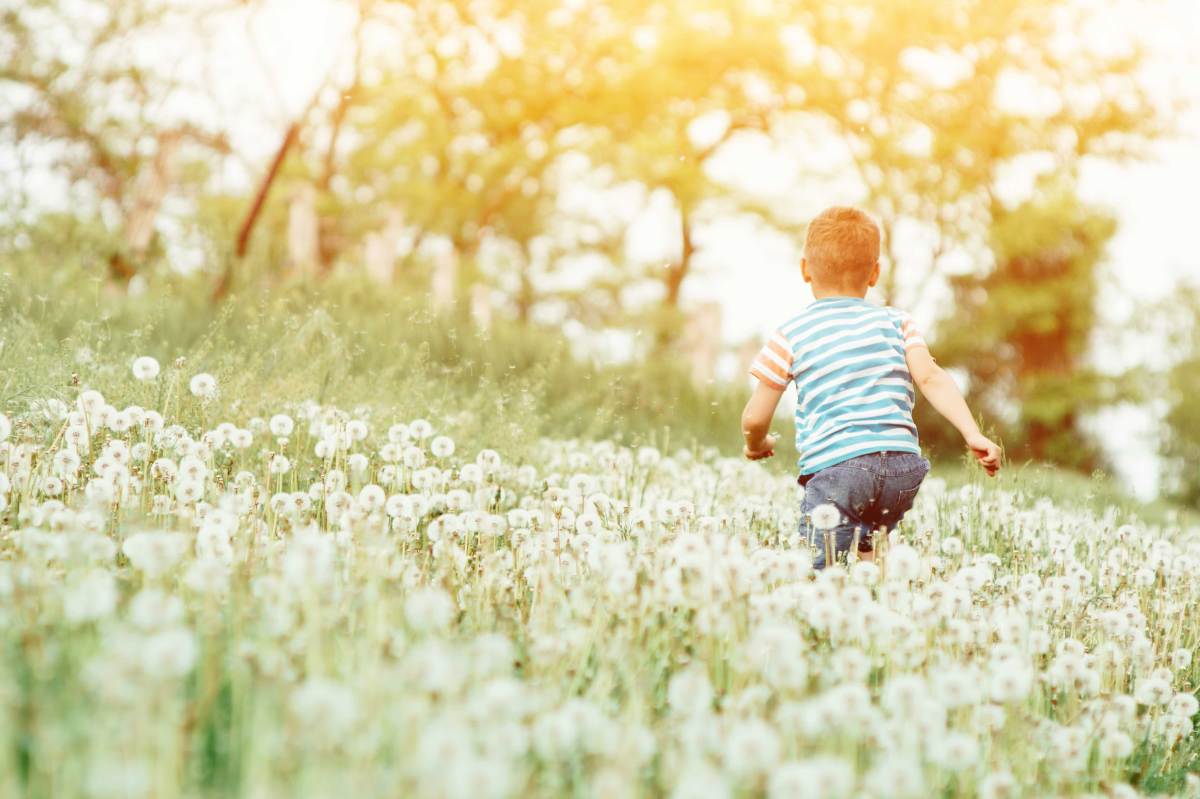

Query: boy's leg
left=799, top=463, right=876, bottom=570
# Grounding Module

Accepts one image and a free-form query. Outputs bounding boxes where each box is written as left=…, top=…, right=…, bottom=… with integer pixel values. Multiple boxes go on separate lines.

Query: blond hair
left=804, top=207, right=881, bottom=289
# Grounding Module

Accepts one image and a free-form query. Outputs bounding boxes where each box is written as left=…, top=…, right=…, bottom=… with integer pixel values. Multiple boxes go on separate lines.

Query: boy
left=741, top=206, right=1001, bottom=570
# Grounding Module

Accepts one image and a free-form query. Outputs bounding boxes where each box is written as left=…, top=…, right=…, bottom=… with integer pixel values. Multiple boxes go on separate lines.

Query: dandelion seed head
left=131, top=356, right=160, bottom=381
left=189, top=373, right=217, bottom=400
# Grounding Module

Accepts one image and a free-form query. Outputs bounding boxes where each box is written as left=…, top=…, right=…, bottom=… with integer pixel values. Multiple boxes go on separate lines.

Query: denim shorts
left=798, top=451, right=930, bottom=570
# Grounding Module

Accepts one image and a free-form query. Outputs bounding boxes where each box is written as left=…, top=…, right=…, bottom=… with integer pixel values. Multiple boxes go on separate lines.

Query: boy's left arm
left=741, top=381, right=784, bottom=460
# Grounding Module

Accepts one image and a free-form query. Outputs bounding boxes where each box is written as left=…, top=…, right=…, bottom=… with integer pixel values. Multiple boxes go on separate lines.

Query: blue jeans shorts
left=798, top=451, right=931, bottom=570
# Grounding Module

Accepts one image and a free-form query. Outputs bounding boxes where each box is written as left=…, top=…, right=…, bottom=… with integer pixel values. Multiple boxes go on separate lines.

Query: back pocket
left=894, top=484, right=922, bottom=517
left=875, top=480, right=924, bottom=529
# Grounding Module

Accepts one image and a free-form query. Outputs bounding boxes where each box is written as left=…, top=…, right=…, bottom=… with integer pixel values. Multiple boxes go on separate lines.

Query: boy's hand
left=965, top=433, right=1001, bottom=476
left=744, top=434, right=778, bottom=461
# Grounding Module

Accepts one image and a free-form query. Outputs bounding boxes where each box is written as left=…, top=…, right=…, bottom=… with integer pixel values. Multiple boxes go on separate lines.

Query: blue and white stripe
left=749, top=297, right=928, bottom=475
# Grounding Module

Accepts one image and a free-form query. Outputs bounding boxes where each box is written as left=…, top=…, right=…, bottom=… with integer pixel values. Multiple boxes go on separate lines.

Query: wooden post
left=680, top=301, right=722, bottom=386
left=470, top=283, right=493, bottom=330
left=364, top=208, right=406, bottom=284
left=124, top=132, right=182, bottom=256
left=287, top=184, right=320, bottom=277
left=431, top=243, right=458, bottom=312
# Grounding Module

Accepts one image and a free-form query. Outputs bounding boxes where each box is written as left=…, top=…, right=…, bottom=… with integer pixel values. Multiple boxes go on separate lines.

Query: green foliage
left=916, top=183, right=1123, bottom=471
left=115, top=0, right=1158, bottom=357
left=0, top=0, right=228, bottom=278
left=0, top=0, right=1183, bottom=496
left=1160, top=286, right=1200, bottom=510
left=0, top=261, right=747, bottom=460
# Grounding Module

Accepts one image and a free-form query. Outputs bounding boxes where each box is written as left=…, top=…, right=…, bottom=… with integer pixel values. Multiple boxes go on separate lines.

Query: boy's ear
left=867, top=261, right=881, bottom=288
left=800, top=257, right=812, bottom=284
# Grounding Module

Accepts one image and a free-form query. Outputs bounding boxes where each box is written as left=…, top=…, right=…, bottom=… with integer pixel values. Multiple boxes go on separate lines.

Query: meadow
left=1, top=271, right=1199, bottom=798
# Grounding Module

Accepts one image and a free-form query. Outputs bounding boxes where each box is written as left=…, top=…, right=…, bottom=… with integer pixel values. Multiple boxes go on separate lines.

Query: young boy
left=741, top=206, right=1001, bottom=570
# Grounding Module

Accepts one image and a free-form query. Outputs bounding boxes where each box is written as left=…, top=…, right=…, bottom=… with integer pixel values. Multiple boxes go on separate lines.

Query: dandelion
left=269, top=414, right=294, bottom=437
left=886, top=543, right=921, bottom=582
left=667, top=666, right=713, bottom=718
left=768, top=757, right=853, bottom=799
left=175, top=479, right=204, bottom=505
left=978, top=771, right=1018, bottom=799
left=810, top=503, right=841, bottom=530
left=850, top=559, right=879, bottom=585
left=131, top=356, right=160, bottom=381
left=122, top=532, right=189, bottom=577
left=358, top=484, right=385, bottom=512
left=189, top=373, right=217, bottom=400
left=431, top=435, right=455, bottom=458
left=1168, top=692, right=1199, bottom=720
left=863, top=755, right=925, bottom=798
left=1098, top=731, right=1134, bottom=760
left=403, top=446, right=426, bottom=469
left=672, top=762, right=731, bottom=799
left=2, top=381, right=1198, bottom=795
left=348, top=453, right=369, bottom=476
left=1134, top=676, right=1173, bottom=706
left=289, top=678, right=360, bottom=739
left=346, top=419, right=368, bottom=442
left=62, top=570, right=118, bottom=624
left=128, top=588, right=184, bottom=630
left=931, top=731, right=979, bottom=771
left=637, top=446, right=661, bottom=467
left=141, top=627, right=197, bottom=679
left=405, top=587, right=456, bottom=634
left=724, top=718, right=781, bottom=778
left=183, top=558, right=230, bottom=594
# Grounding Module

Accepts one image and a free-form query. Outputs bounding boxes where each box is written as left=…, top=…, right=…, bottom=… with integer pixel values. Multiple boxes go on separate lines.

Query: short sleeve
left=897, top=311, right=928, bottom=351
left=749, top=329, right=793, bottom=389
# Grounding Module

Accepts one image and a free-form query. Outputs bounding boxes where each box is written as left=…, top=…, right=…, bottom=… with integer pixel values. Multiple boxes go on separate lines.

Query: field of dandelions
left=2, top=356, right=1199, bottom=799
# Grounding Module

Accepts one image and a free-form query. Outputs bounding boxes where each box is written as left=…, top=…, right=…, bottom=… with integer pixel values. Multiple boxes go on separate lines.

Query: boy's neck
left=811, top=287, right=869, bottom=300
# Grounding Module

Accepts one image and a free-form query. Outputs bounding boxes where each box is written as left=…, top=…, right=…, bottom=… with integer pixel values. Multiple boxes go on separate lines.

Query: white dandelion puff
left=131, top=356, right=160, bottom=381
left=810, top=503, right=841, bottom=531
left=189, top=373, right=217, bottom=399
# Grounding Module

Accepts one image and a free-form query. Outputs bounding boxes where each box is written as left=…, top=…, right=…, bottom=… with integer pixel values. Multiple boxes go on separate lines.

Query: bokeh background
left=2, top=0, right=1198, bottom=507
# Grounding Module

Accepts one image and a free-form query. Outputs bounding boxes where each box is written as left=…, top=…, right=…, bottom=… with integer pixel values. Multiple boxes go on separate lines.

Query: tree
left=262, top=0, right=640, bottom=315
left=537, top=0, right=1168, bottom=337
left=1159, top=286, right=1200, bottom=508
left=915, top=182, right=1124, bottom=469
left=755, top=0, right=1166, bottom=311
left=215, top=0, right=1169, bottom=336
left=0, top=1, right=229, bottom=282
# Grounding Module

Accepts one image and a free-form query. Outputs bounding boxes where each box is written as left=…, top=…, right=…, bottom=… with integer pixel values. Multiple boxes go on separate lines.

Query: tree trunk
left=515, top=242, right=535, bottom=324
left=108, top=131, right=182, bottom=284
left=214, top=122, right=299, bottom=303
left=663, top=201, right=694, bottom=308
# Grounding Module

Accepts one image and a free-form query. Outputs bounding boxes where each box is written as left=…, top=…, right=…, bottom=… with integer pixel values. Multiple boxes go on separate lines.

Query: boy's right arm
left=905, top=345, right=1002, bottom=476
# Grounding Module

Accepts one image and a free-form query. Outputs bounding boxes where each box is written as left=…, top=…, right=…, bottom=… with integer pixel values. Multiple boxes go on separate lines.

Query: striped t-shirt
left=749, top=297, right=928, bottom=475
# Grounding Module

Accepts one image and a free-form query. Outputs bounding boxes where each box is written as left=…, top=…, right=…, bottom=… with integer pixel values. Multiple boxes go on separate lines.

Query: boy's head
left=802, top=206, right=881, bottom=295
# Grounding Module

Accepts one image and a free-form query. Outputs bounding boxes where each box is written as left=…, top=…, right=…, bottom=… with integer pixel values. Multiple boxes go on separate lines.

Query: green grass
left=0, top=265, right=746, bottom=465
left=3, top=261, right=1199, bottom=796
left=2, top=260, right=1191, bottom=527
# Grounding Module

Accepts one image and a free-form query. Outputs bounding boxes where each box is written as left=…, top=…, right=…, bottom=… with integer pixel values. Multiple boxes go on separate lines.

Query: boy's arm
left=905, top=345, right=1002, bottom=476
left=741, top=381, right=784, bottom=460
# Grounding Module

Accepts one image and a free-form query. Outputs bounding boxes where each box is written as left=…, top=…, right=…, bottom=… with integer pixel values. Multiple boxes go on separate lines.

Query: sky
left=12, top=0, right=1200, bottom=498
